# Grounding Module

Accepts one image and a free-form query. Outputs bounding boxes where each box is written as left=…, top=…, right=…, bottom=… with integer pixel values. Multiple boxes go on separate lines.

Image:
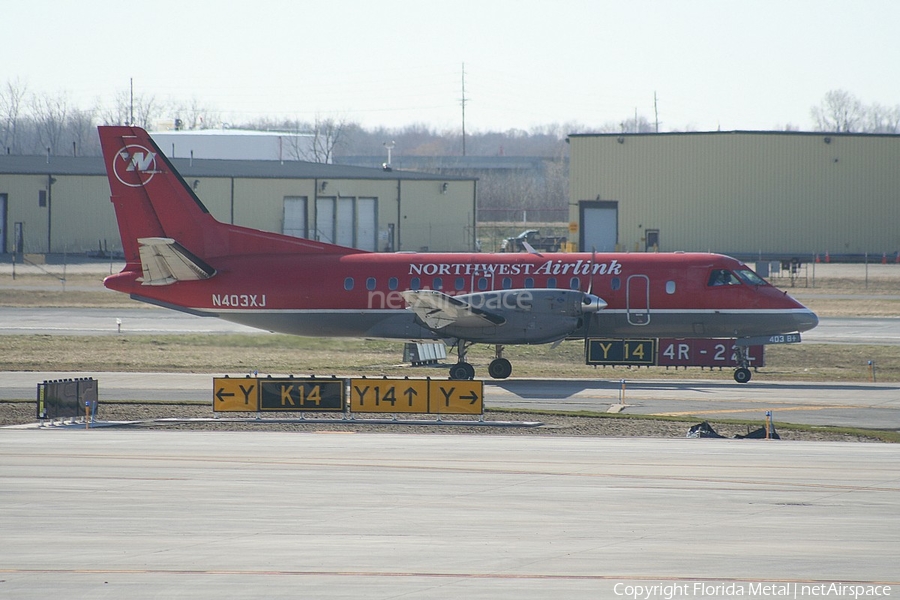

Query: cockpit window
left=708, top=269, right=742, bottom=286
left=736, top=269, right=767, bottom=286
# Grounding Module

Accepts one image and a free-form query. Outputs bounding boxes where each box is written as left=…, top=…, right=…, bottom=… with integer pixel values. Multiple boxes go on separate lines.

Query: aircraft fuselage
left=105, top=250, right=817, bottom=344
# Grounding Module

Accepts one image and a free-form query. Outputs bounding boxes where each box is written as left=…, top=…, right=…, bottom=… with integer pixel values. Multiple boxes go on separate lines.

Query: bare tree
left=302, top=116, right=347, bottom=163
left=0, top=78, right=28, bottom=153
left=100, top=89, right=163, bottom=128
left=543, top=146, right=569, bottom=218
left=618, top=115, right=656, bottom=134
left=174, top=96, right=220, bottom=130
left=67, top=107, right=98, bottom=155
left=591, top=114, right=655, bottom=134
left=811, top=89, right=864, bottom=132
left=99, top=90, right=130, bottom=126
left=31, top=91, right=70, bottom=154
left=133, top=92, right=161, bottom=129
left=865, top=102, right=900, bottom=133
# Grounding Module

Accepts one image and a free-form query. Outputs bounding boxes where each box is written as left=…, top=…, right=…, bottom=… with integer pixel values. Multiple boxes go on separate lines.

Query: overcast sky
left=6, top=0, right=899, bottom=133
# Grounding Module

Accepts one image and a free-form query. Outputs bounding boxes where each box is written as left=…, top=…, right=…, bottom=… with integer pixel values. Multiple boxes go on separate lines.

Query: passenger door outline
left=626, top=274, right=650, bottom=325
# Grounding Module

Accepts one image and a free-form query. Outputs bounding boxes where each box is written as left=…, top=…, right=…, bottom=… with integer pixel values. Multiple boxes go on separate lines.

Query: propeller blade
left=587, top=247, right=596, bottom=295
left=584, top=247, right=598, bottom=342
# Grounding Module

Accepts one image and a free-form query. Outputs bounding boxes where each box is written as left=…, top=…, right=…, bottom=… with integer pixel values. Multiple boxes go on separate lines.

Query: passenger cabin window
left=410, top=277, right=421, bottom=290
left=570, top=277, right=580, bottom=290
left=477, top=277, right=488, bottom=290
left=455, top=277, right=465, bottom=291
left=524, top=277, right=534, bottom=288
left=708, top=269, right=742, bottom=286
left=366, top=277, right=376, bottom=291
left=433, top=277, right=443, bottom=290
left=666, top=281, right=676, bottom=294
left=344, top=277, right=354, bottom=291
left=502, top=277, right=512, bottom=289
left=611, top=277, right=621, bottom=291
left=389, top=277, right=399, bottom=290
left=546, top=277, right=557, bottom=288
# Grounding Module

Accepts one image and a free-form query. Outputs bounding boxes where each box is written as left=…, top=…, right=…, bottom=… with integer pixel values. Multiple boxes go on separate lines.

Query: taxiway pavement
left=1, top=371, right=899, bottom=430
left=1, top=431, right=897, bottom=599
left=1, top=307, right=899, bottom=343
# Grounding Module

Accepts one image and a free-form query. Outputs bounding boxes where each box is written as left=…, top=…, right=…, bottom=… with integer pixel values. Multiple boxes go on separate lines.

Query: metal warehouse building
left=0, top=154, right=477, bottom=256
left=568, top=131, right=900, bottom=259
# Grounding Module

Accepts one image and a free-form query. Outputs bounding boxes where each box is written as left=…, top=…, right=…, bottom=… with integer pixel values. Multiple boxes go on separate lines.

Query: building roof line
left=0, top=155, right=474, bottom=181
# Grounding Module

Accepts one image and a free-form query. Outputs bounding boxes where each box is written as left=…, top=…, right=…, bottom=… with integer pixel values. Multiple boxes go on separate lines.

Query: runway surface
left=1, top=431, right=898, bottom=599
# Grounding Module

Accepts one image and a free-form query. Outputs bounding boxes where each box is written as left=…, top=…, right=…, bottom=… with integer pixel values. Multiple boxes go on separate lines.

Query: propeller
left=582, top=247, right=607, bottom=339
left=555, top=249, right=606, bottom=351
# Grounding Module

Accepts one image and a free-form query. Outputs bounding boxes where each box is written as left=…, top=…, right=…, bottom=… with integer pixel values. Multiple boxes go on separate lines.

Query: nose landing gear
left=732, top=343, right=753, bottom=383
left=733, top=367, right=752, bottom=383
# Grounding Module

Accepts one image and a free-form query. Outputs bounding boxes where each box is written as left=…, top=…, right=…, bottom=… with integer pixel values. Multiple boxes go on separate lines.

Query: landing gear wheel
left=733, top=367, right=752, bottom=384
left=488, top=358, right=512, bottom=379
left=449, top=362, right=475, bottom=380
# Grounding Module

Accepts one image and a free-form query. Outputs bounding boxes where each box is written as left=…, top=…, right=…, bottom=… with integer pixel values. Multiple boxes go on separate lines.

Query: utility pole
left=460, top=63, right=467, bottom=156
left=654, top=91, right=660, bottom=133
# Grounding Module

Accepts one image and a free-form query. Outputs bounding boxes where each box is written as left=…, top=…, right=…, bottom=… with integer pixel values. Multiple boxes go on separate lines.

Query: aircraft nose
left=795, top=309, right=819, bottom=332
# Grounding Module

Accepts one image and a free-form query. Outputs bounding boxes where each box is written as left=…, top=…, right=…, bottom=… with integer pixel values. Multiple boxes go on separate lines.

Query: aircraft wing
left=137, top=237, right=217, bottom=286
left=401, top=290, right=507, bottom=330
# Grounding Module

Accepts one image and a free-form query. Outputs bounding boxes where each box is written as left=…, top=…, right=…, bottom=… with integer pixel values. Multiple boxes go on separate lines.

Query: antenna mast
left=460, top=63, right=467, bottom=157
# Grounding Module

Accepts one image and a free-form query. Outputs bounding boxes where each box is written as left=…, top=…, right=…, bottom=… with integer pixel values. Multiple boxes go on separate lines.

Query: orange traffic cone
left=815, top=253, right=820, bottom=263
left=825, top=251, right=831, bottom=263
left=883, top=252, right=888, bottom=264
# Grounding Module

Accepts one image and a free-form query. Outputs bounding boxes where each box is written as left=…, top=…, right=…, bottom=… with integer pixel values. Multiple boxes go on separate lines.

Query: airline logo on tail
left=113, top=144, right=160, bottom=187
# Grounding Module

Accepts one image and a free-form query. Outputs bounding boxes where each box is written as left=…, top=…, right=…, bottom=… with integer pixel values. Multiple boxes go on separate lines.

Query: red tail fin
left=98, top=126, right=360, bottom=272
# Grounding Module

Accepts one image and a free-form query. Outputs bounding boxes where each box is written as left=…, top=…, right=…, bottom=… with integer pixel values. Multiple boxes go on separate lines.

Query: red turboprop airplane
left=99, top=126, right=818, bottom=382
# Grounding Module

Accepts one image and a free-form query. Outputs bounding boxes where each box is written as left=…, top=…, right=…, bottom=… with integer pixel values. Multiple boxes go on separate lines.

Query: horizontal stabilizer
left=137, top=237, right=216, bottom=286
left=402, top=290, right=506, bottom=330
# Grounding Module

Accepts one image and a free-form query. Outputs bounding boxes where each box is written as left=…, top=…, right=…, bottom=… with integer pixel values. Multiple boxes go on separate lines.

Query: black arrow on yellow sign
left=461, top=391, right=479, bottom=404
left=216, top=383, right=256, bottom=405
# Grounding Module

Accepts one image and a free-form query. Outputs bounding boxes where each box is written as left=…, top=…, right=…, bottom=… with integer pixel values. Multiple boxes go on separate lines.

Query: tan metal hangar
left=0, top=145, right=477, bottom=256
left=568, top=131, right=900, bottom=260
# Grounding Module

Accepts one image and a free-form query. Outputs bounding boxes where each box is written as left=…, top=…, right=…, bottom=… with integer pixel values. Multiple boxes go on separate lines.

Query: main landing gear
left=732, top=343, right=753, bottom=384
left=448, top=342, right=512, bottom=380
left=487, top=345, right=512, bottom=380
left=449, top=340, right=476, bottom=380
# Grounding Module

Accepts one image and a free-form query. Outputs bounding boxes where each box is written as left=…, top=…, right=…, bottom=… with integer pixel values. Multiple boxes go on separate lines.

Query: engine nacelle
left=439, top=288, right=607, bottom=344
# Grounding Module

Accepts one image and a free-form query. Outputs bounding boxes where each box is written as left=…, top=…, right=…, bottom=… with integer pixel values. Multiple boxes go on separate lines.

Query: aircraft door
left=626, top=274, right=650, bottom=325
